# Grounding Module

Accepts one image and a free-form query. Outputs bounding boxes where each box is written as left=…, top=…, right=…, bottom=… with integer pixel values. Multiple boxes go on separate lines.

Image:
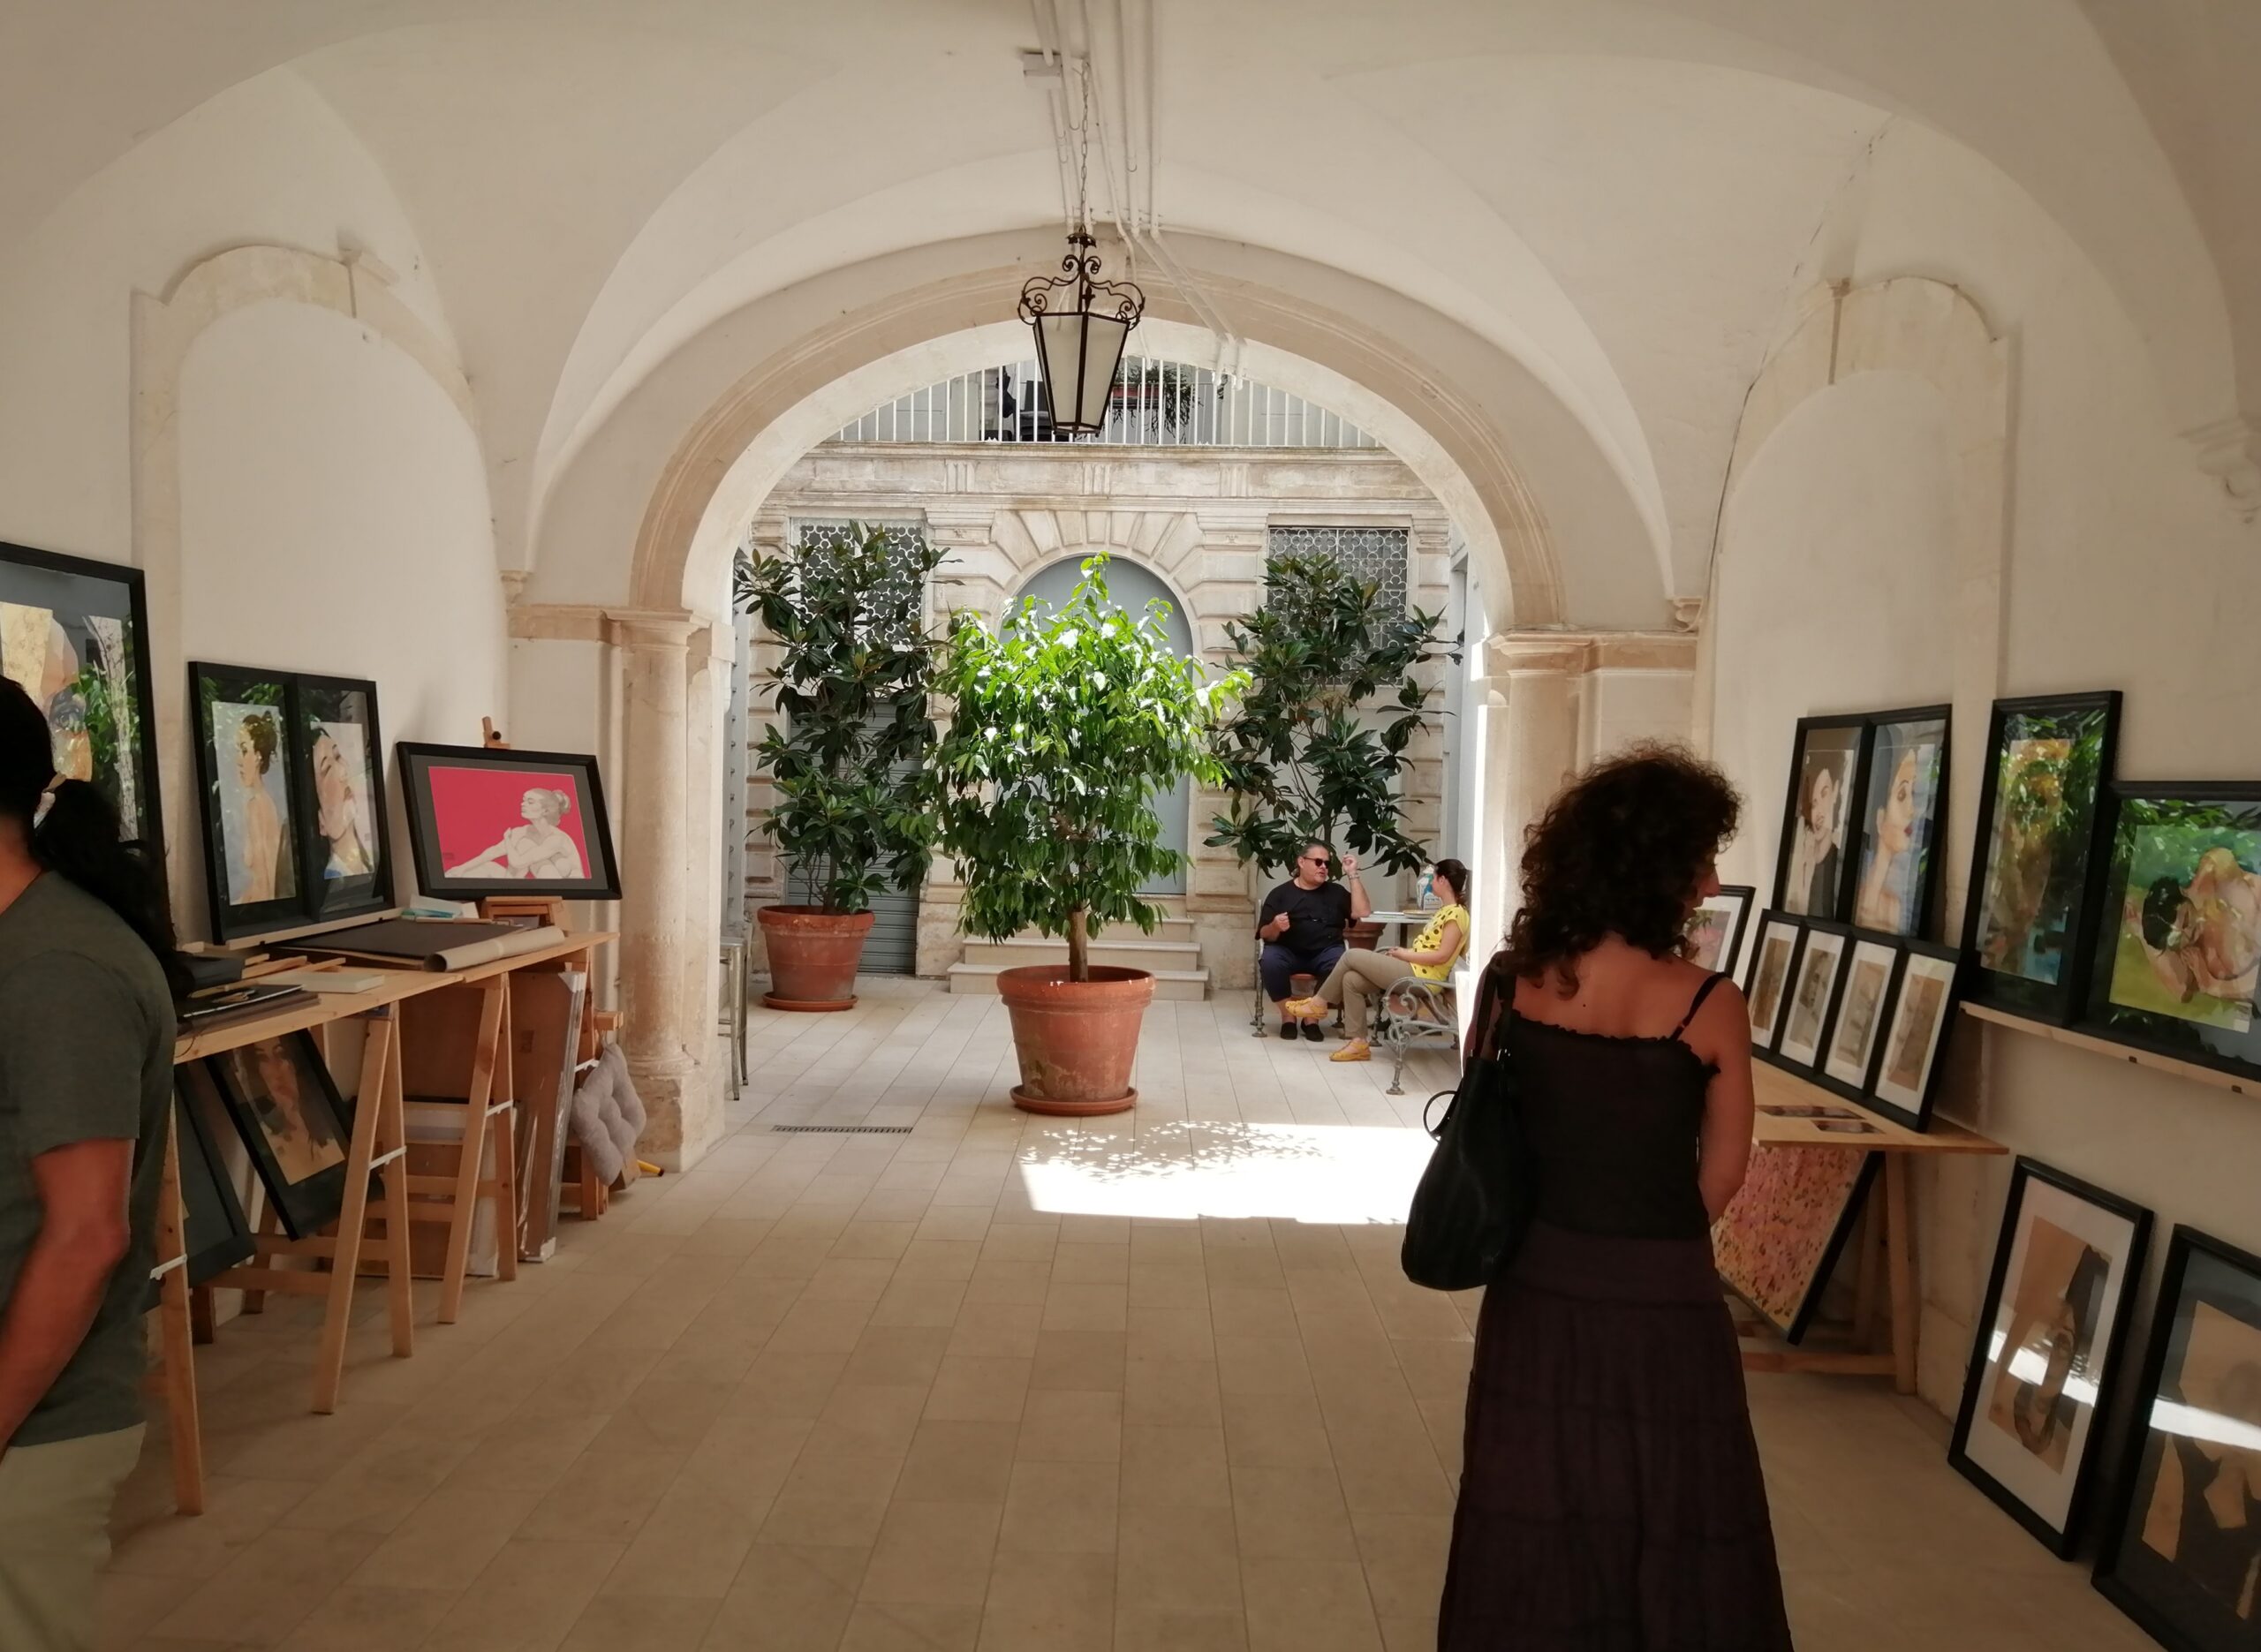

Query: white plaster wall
left=176, top=301, right=503, bottom=928
left=0, top=70, right=445, bottom=564
left=1713, top=373, right=1957, bottom=895
left=1713, top=124, right=2261, bottom=1418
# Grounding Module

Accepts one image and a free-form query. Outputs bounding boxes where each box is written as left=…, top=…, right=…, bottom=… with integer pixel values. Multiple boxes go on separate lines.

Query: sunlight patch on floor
left=1014, top=1119, right=1431, bottom=1224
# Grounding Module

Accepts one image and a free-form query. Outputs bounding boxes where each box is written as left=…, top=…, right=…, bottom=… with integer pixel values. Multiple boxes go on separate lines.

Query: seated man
left=1258, top=843, right=1370, bottom=1040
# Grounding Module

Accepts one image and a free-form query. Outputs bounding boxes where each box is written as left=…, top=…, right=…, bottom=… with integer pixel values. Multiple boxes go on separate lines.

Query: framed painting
left=1775, top=716, right=1870, bottom=921
left=2094, top=1226, right=2261, bottom=1651
left=2076, top=784, right=2261, bottom=1085
left=1868, top=940, right=1959, bottom=1131
left=1851, top=706, right=1950, bottom=939
left=204, top=1032, right=354, bottom=1239
left=1819, top=937, right=1900, bottom=1099
left=1744, top=913, right=1803, bottom=1052
left=1950, top=1158, right=2151, bottom=1558
left=1962, top=691, right=2121, bottom=1022
left=191, top=664, right=395, bottom=940
left=1774, top=922, right=1850, bottom=1070
left=1713, top=1143, right=1878, bottom=1343
left=397, top=742, right=621, bottom=901
left=0, top=541, right=164, bottom=862
left=1688, top=884, right=1756, bottom=977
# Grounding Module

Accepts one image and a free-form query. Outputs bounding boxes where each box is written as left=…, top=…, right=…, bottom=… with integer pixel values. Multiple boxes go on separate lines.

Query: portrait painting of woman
left=1854, top=713, right=1947, bottom=937
left=447, top=786, right=587, bottom=881
left=1779, top=720, right=1864, bottom=919
left=204, top=698, right=299, bottom=909
left=398, top=741, right=622, bottom=901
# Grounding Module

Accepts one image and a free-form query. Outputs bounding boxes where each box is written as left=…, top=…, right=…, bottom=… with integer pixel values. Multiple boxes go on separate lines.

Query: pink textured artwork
left=1713, top=1143, right=1875, bottom=1341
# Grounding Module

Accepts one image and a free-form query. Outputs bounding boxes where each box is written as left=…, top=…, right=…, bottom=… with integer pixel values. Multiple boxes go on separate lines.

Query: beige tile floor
left=102, top=981, right=2158, bottom=1651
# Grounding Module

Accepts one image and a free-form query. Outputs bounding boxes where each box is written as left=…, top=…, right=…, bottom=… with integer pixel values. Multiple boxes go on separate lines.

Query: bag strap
left=1670, top=971, right=1726, bottom=1042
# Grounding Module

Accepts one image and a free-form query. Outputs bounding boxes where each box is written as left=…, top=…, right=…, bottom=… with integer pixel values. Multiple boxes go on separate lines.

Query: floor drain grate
left=768, top=1124, right=914, bottom=1135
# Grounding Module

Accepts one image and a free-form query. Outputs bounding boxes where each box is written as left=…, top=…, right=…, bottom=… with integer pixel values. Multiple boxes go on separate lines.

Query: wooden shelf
left=1750, top=1061, right=2005, bottom=1156
left=1962, top=1003, right=2257, bottom=1099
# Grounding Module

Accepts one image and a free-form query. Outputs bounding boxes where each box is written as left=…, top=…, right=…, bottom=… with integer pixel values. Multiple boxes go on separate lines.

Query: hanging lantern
left=1018, top=227, right=1145, bottom=436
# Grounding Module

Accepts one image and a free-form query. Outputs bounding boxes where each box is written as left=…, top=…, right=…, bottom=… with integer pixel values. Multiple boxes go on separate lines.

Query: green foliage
left=931, top=555, right=1242, bottom=982
left=1204, top=552, right=1456, bottom=877
left=734, top=522, right=946, bottom=915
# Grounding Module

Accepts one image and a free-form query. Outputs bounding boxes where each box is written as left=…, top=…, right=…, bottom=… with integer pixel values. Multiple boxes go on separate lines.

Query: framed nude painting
left=396, top=742, right=621, bottom=901
left=1950, top=1158, right=2151, bottom=1557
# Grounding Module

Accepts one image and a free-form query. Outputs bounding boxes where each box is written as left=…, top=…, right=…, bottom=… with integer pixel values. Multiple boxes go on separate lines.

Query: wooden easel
left=145, top=1120, right=204, bottom=1513
left=207, top=1003, right=417, bottom=1414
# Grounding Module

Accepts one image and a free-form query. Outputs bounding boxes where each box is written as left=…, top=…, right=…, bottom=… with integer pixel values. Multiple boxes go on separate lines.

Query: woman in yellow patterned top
left=1285, top=859, right=1470, bottom=1062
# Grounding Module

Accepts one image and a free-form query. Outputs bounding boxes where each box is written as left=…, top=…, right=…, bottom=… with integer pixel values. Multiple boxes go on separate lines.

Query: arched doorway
left=1009, top=553, right=1197, bottom=895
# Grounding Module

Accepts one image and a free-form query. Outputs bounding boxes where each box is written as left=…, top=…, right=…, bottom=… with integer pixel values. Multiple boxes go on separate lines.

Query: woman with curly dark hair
left=1437, top=744, right=1792, bottom=1651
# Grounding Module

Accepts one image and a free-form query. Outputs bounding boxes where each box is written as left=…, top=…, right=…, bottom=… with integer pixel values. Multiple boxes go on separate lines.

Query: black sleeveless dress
left=1437, top=974, right=1794, bottom=1650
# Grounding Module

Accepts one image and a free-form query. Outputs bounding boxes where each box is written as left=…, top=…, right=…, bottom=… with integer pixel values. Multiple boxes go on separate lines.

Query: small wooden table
left=1731, top=1063, right=2005, bottom=1394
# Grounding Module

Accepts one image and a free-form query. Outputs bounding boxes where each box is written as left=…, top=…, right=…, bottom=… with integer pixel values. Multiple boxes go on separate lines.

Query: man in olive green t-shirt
left=0, top=864, right=175, bottom=1650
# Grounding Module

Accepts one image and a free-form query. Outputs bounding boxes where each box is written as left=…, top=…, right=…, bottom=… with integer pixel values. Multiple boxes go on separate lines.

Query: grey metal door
left=1010, top=555, right=1195, bottom=894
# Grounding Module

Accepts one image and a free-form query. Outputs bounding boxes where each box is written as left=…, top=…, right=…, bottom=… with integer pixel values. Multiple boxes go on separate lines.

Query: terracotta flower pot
left=1345, top=920, right=1385, bottom=951
left=758, top=905, right=875, bottom=1012
left=995, top=965, right=1156, bottom=1116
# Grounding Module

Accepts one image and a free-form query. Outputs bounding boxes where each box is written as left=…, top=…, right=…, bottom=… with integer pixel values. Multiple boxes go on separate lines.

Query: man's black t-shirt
left=1259, top=879, right=1353, bottom=956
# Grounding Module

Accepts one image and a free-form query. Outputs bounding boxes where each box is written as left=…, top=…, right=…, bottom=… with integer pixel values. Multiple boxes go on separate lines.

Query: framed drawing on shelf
left=1851, top=706, right=1950, bottom=938
left=2076, top=783, right=2261, bottom=1086
left=204, top=1033, right=353, bottom=1239
left=1745, top=914, right=1803, bottom=1052
left=2094, top=1226, right=2261, bottom=1652
left=1776, top=717, right=1870, bottom=921
left=1688, top=884, right=1756, bottom=977
left=1713, top=1143, right=1878, bottom=1344
left=1962, top=691, right=2121, bottom=1022
left=397, top=742, right=622, bottom=901
left=1868, top=940, right=1959, bottom=1131
left=1950, top=1158, right=2151, bottom=1558
left=190, top=662, right=394, bottom=942
left=1774, top=923, right=1850, bottom=1071
left=0, top=540, right=164, bottom=862
left=1819, top=937, right=1901, bottom=1099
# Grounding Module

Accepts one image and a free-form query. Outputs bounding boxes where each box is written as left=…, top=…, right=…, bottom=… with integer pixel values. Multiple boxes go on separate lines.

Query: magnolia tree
left=735, top=521, right=945, bottom=913
left=932, top=556, right=1242, bottom=982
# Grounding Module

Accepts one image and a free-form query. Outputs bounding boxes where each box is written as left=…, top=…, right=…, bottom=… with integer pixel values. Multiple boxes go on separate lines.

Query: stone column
left=1486, top=634, right=1587, bottom=943
left=609, top=608, right=722, bottom=1169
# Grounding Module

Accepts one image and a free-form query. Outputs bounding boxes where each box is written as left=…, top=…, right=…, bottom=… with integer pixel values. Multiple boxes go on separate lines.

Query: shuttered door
left=858, top=713, right=922, bottom=975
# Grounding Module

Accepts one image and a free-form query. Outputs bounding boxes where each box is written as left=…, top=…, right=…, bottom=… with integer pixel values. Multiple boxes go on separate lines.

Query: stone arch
left=132, top=243, right=478, bottom=905
left=1698, top=275, right=2008, bottom=924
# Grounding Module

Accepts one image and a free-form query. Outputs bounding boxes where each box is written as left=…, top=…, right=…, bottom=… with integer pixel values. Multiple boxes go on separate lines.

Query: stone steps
left=960, top=935, right=1203, bottom=971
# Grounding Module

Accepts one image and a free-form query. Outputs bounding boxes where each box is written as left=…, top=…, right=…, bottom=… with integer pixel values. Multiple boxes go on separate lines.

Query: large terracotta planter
left=758, top=905, right=874, bottom=1012
left=996, top=965, right=1155, bottom=1116
left=1345, top=920, right=1384, bottom=951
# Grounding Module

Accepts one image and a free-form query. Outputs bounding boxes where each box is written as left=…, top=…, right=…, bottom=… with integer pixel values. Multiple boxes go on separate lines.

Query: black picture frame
left=1849, top=705, right=1952, bottom=940
left=396, top=742, right=622, bottom=901
left=1962, top=691, right=2122, bottom=1023
left=1816, top=935, right=1902, bottom=1102
left=172, top=1065, right=257, bottom=1287
left=1773, top=919, right=1852, bottom=1072
left=1743, top=912, right=1804, bottom=1053
left=1949, top=1158, right=2151, bottom=1558
left=1688, top=884, right=1756, bottom=977
left=2094, top=1226, right=2261, bottom=1652
left=1775, top=715, right=1872, bottom=922
left=2075, top=782, right=2261, bottom=1087
left=204, top=1032, right=354, bottom=1239
left=1864, top=938, right=1961, bottom=1131
left=0, top=540, right=166, bottom=870
left=190, top=662, right=395, bottom=942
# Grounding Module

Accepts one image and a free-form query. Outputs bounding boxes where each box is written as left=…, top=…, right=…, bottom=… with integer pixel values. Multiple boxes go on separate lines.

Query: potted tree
left=736, top=521, right=945, bottom=1010
left=932, top=555, right=1241, bottom=1113
left=1205, top=550, right=1456, bottom=940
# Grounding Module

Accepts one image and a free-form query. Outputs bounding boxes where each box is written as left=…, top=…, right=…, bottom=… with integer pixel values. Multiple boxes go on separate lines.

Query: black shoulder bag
left=1400, top=962, right=1534, bottom=1292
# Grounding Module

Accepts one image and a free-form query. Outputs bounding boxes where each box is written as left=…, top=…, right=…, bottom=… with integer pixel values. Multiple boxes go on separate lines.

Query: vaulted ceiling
left=4, top=0, right=2253, bottom=610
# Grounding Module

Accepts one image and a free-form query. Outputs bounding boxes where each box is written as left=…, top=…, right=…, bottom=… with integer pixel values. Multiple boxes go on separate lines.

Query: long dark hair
left=1502, top=743, right=1741, bottom=994
left=0, top=679, right=185, bottom=991
left=1433, top=857, right=1470, bottom=908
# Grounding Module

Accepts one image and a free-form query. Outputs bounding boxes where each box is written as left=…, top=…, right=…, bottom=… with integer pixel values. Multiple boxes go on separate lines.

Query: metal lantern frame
left=1017, top=227, right=1146, bottom=437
